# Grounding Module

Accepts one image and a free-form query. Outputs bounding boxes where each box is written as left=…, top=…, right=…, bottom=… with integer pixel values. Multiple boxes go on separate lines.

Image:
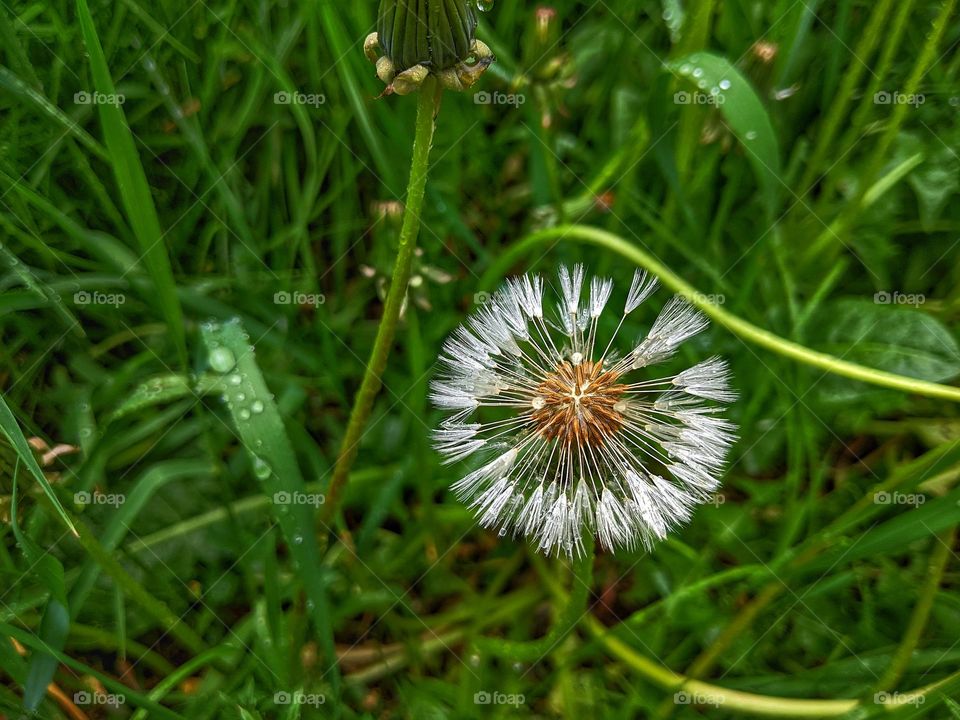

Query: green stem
left=480, top=225, right=960, bottom=402
left=875, top=526, right=956, bottom=692
left=323, top=79, right=441, bottom=523
left=537, top=570, right=960, bottom=717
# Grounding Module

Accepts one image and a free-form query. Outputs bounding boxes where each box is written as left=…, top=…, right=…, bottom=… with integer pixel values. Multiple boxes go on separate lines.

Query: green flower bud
left=379, top=0, right=477, bottom=72
left=365, top=0, right=494, bottom=95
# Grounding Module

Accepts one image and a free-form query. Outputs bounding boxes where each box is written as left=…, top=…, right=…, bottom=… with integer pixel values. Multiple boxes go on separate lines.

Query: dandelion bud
left=365, top=0, right=495, bottom=95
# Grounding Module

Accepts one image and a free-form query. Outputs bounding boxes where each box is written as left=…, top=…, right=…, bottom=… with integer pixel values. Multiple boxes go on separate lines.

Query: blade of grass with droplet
left=75, top=0, right=187, bottom=366
left=199, top=318, right=339, bottom=695
left=0, top=65, right=107, bottom=161
left=105, top=373, right=221, bottom=424
left=667, top=52, right=781, bottom=219
left=0, top=242, right=82, bottom=336
left=0, top=394, right=75, bottom=535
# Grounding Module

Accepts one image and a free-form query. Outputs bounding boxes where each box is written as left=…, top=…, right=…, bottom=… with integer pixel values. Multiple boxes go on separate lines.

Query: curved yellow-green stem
left=534, top=561, right=958, bottom=717
left=479, top=225, right=960, bottom=403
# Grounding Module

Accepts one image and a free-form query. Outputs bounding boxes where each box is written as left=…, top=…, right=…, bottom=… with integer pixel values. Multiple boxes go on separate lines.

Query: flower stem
left=480, top=225, right=960, bottom=403
left=874, top=526, right=956, bottom=692
left=323, top=79, right=441, bottom=525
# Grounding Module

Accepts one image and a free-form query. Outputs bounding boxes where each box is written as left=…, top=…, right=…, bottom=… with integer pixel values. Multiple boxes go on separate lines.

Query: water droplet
left=236, top=393, right=246, bottom=402
left=476, top=0, right=494, bottom=10
left=692, top=67, right=703, bottom=78
left=679, top=63, right=692, bottom=75
left=251, top=400, right=265, bottom=414
left=719, top=79, right=731, bottom=90
left=745, top=130, right=758, bottom=140
left=293, top=535, right=304, bottom=545
left=208, top=347, right=235, bottom=373
left=229, top=374, right=242, bottom=386
left=239, top=408, right=251, bottom=420
left=252, top=456, right=272, bottom=480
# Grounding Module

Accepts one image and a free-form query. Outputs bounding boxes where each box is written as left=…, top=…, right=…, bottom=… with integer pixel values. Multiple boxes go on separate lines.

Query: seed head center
left=531, top=359, right=627, bottom=446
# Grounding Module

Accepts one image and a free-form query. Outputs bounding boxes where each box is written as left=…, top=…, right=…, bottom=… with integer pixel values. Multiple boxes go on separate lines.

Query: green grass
left=1, top=0, right=960, bottom=717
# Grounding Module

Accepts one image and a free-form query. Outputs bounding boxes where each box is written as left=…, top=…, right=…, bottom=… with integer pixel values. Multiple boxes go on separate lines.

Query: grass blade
left=199, top=318, right=338, bottom=694
left=74, top=0, right=187, bottom=366
left=0, top=395, right=75, bottom=535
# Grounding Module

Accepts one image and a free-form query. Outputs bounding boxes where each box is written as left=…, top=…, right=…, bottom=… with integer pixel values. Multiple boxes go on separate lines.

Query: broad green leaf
left=667, top=52, right=781, bottom=217
left=810, top=299, right=960, bottom=401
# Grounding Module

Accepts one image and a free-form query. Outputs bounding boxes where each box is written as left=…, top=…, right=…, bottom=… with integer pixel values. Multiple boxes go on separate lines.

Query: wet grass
left=1, top=0, right=960, bottom=717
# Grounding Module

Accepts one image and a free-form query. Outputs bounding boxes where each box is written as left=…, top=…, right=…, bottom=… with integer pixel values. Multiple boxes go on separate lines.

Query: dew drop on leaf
left=208, top=347, right=236, bottom=373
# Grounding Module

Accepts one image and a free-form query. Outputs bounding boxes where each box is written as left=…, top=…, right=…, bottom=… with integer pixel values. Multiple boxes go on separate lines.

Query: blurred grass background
left=2, top=0, right=960, bottom=717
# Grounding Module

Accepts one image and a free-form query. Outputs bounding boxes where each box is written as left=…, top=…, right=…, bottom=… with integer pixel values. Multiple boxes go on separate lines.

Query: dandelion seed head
left=431, top=266, right=737, bottom=558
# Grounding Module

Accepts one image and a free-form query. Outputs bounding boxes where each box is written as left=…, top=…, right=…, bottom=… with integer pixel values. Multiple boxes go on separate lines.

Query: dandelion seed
left=430, top=266, right=737, bottom=557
